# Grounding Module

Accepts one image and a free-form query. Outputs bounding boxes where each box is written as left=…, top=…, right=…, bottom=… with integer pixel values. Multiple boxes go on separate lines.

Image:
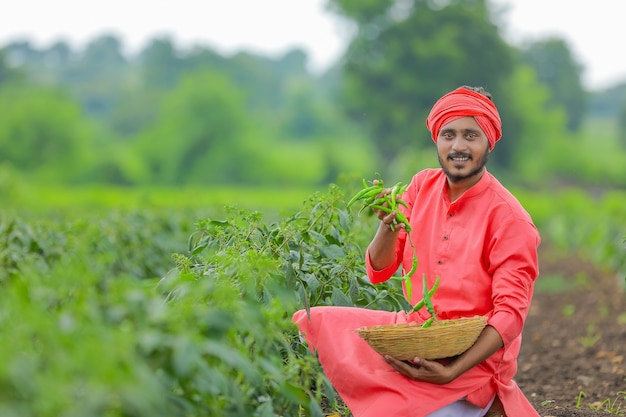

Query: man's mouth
left=449, top=154, right=471, bottom=162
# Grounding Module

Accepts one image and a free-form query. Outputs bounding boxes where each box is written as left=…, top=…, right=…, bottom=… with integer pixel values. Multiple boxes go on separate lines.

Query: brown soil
left=517, top=246, right=626, bottom=416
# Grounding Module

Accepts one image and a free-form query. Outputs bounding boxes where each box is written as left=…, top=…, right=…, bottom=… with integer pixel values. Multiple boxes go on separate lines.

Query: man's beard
left=438, top=147, right=490, bottom=183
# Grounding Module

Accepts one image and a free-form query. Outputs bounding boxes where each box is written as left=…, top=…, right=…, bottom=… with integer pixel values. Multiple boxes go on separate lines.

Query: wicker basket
left=356, top=316, right=487, bottom=360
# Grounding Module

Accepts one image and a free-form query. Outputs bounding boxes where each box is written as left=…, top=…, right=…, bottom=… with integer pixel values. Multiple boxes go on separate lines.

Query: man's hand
left=383, top=355, right=456, bottom=384
left=382, top=326, right=504, bottom=385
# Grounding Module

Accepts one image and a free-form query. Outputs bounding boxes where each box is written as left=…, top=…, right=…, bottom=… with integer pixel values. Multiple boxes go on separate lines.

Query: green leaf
left=301, top=273, right=321, bottom=294
left=331, top=287, right=352, bottom=306
left=307, top=230, right=328, bottom=244
left=318, top=244, right=345, bottom=260
left=348, top=276, right=360, bottom=301
left=307, top=395, right=324, bottom=417
left=205, top=340, right=261, bottom=384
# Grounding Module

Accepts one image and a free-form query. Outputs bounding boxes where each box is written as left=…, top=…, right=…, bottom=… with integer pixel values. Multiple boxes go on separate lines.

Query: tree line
left=0, top=0, right=624, bottom=188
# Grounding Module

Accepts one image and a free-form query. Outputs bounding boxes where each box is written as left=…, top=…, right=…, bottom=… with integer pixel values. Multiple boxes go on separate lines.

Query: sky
left=0, top=0, right=623, bottom=91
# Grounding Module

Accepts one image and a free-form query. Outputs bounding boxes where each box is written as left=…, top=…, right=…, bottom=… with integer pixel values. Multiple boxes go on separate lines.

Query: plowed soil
left=517, top=246, right=626, bottom=416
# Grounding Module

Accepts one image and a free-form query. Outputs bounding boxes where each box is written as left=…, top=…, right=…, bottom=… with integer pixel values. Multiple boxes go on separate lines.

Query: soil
left=516, top=246, right=626, bottom=416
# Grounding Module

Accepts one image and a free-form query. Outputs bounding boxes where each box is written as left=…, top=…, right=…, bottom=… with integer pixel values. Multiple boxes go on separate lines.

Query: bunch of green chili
left=348, top=179, right=440, bottom=328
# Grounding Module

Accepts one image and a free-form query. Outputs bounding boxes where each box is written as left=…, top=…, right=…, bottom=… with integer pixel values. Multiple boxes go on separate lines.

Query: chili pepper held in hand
left=395, top=211, right=411, bottom=232
left=422, top=273, right=437, bottom=318
left=348, top=178, right=436, bottom=316
left=421, top=317, right=435, bottom=328
left=410, top=275, right=440, bottom=313
left=403, top=254, right=418, bottom=299
left=347, top=183, right=385, bottom=208
left=347, top=179, right=411, bottom=231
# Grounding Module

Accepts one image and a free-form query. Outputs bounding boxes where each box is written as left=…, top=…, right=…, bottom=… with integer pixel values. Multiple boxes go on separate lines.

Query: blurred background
left=0, top=0, right=625, bottom=209
left=0, top=3, right=624, bottom=414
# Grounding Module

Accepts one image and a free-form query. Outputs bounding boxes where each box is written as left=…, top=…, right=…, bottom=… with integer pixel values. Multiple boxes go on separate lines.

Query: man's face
left=436, top=116, right=490, bottom=184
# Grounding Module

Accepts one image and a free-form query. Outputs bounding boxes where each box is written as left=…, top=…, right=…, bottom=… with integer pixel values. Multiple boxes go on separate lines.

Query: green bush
left=0, top=185, right=405, bottom=416
left=170, top=184, right=408, bottom=415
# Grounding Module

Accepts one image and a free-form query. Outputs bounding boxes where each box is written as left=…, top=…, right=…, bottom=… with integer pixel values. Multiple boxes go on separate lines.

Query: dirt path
left=517, top=247, right=626, bottom=416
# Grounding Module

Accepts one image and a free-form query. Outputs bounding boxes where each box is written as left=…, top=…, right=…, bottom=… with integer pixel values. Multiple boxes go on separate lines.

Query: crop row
left=0, top=185, right=623, bottom=416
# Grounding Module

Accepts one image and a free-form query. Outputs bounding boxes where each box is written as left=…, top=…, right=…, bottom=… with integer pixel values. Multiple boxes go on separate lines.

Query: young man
left=293, top=86, right=541, bottom=417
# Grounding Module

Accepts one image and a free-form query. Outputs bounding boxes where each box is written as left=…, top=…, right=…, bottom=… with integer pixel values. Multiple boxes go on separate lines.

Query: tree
left=619, top=99, right=626, bottom=150
left=77, top=34, right=127, bottom=79
left=45, top=41, right=73, bottom=69
left=326, top=0, right=515, bottom=172
left=68, top=34, right=130, bottom=119
left=134, top=69, right=248, bottom=185
left=0, top=87, right=94, bottom=182
left=104, top=37, right=184, bottom=138
left=496, top=66, right=568, bottom=183
left=521, top=37, right=587, bottom=131
left=0, top=49, right=23, bottom=86
left=587, top=82, right=626, bottom=119
left=138, top=36, right=183, bottom=90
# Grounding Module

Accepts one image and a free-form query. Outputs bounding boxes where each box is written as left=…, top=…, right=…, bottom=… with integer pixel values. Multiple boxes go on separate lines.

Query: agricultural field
left=0, top=183, right=624, bottom=416
left=518, top=246, right=626, bottom=416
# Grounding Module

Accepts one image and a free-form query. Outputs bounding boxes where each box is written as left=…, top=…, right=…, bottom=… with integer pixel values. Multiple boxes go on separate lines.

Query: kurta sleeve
left=487, top=218, right=540, bottom=347
left=365, top=244, right=403, bottom=284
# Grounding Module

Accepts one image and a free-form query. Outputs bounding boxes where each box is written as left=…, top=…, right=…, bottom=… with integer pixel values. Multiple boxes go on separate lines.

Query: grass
left=578, top=390, right=626, bottom=415
left=5, top=183, right=324, bottom=217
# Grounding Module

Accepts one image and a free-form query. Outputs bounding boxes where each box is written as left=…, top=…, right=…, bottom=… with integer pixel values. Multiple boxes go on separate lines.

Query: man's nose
left=450, top=136, right=467, bottom=151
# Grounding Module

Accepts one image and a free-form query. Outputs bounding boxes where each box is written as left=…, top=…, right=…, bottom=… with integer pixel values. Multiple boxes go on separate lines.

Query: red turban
left=426, top=87, right=502, bottom=150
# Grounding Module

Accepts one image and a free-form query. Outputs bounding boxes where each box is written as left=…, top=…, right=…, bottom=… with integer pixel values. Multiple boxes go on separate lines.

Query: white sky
left=0, top=0, right=623, bottom=90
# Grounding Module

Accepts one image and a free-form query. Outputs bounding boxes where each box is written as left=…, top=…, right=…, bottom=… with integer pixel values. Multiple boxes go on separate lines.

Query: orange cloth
left=426, top=87, right=502, bottom=150
left=293, top=169, right=541, bottom=417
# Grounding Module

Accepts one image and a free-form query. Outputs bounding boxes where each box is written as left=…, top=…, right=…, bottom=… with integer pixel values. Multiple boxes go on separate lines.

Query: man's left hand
left=383, top=355, right=456, bottom=384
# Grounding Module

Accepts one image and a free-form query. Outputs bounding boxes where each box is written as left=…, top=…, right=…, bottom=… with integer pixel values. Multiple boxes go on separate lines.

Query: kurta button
left=443, top=236, right=448, bottom=240
left=437, top=260, right=442, bottom=264
left=449, top=213, right=453, bottom=217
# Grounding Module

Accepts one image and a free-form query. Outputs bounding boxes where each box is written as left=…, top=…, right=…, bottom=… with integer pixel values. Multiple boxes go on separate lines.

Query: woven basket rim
left=357, top=316, right=488, bottom=360
left=357, top=315, right=486, bottom=332
left=357, top=315, right=487, bottom=330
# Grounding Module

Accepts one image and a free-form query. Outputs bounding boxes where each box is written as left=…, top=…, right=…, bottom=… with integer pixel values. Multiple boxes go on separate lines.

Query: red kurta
left=292, top=169, right=541, bottom=416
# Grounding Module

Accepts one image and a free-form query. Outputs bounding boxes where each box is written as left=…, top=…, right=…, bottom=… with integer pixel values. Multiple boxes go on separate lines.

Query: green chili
left=410, top=276, right=440, bottom=313
left=421, top=317, right=435, bottom=328
left=422, top=273, right=436, bottom=317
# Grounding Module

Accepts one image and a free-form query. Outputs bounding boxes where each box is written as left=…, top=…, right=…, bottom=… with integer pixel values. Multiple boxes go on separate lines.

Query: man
left=292, top=86, right=541, bottom=417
